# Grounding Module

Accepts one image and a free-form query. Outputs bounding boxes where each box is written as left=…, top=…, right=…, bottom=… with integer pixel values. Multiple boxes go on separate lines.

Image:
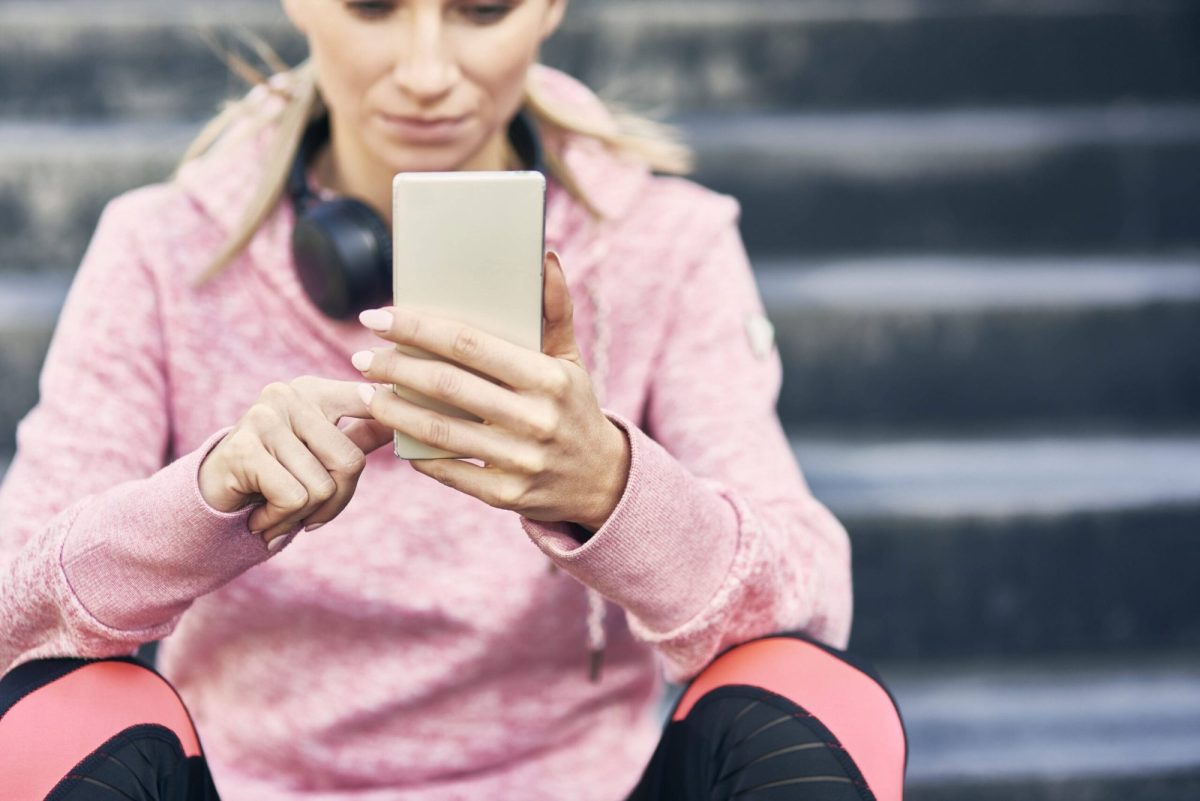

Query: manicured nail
left=351, top=350, right=374, bottom=371
left=266, top=534, right=290, bottom=552
left=304, top=522, right=325, bottom=532
left=359, top=309, right=393, bottom=331
left=358, top=383, right=376, bottom=405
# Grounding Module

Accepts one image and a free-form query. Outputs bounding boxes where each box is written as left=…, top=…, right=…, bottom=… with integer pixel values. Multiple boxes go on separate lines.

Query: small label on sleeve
left=744, top=313, right=776, bottom=360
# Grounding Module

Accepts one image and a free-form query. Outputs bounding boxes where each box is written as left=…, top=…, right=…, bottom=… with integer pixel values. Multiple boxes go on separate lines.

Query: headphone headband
left=287, top=114, right=332, bottom=212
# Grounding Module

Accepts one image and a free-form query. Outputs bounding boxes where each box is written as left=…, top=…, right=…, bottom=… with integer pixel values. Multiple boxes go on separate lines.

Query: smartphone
left=390, top=171, right=546, bottom=459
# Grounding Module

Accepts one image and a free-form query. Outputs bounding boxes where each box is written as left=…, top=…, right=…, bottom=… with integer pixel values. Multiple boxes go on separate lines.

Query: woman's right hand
left=198, top=376, right=393, bottom=547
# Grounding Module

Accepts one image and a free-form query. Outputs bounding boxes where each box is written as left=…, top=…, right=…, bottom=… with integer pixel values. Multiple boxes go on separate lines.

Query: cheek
left=309, top=30, right=392, bottom=119
left=458, top=26, right=543, bottom=111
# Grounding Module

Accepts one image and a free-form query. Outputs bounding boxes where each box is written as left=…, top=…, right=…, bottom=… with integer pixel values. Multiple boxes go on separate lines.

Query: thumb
left=542, top=250, right=582, bottom=363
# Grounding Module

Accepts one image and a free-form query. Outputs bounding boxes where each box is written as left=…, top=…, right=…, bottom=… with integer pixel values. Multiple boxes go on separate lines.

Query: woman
left=0, top=0, right=905, bottom=798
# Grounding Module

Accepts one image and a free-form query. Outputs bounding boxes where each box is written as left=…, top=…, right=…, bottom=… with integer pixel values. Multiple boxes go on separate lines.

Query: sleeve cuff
left=520, top=411, right=740, bottom=634
left=59, top=427, right=278, bottom=633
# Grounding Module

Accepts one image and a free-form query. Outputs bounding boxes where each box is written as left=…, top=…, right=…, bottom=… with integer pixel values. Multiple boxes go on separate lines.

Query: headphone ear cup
left=291, top=198, right=392, bottom=320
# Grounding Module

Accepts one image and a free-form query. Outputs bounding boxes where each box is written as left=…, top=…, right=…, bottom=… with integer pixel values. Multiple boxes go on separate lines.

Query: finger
left=279, top=402, right=369, bottom=528
left=288, top=376, right=378, bottom=426
left=410, top=457, right=523, bottom=511
left=352, top=347, right=531, bottom=431
left=367, top=386, right=521, bottom=467
left=541, top=250, right=582, bottom=363
left=259, top=518, right=302, bottom=548
left=255, top=427, right=339, bottom=532
left=244, top=445, right=311, bottom=537
left=359, top=306, right=555, bottom=393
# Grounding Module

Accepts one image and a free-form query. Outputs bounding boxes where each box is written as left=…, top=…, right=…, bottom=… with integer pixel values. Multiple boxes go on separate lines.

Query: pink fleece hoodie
left=0, top=66, right=851, bottom=800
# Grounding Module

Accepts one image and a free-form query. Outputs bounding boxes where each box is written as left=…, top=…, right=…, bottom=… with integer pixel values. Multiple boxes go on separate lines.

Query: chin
left=384, top=155, right=459, bottom=174
left=380, top=144, right=482, bottom=174
left=382, top=130, right=504, bottom=173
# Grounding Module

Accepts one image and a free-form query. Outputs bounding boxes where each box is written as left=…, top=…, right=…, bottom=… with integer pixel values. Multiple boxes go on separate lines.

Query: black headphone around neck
left=287, top=110, right=547, bottom=320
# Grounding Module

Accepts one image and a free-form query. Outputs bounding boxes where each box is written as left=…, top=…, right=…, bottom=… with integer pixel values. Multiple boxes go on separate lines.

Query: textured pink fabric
left=0, top=66, right=852, bottom=800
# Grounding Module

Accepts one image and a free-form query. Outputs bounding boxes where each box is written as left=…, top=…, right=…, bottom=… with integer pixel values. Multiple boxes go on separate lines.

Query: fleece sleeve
left=522, top=209, right=852, bottom=682
left=0, top=193, right=273, bottom=674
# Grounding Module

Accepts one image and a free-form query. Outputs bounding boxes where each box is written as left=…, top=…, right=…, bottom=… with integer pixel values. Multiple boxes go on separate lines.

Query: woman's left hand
left=353, top=251, right=630, bottom=533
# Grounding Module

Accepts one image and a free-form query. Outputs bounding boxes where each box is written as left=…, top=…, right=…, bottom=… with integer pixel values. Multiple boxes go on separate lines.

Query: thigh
left=0, top=657, right=221, bottom=801
left=629, top=685, right=875, bottom=801
left=625, top=633, right=906, bottom=801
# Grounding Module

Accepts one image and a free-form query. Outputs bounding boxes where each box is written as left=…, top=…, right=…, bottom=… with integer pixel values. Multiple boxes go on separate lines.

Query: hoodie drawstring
left=582, top=241, right=612, bottom=683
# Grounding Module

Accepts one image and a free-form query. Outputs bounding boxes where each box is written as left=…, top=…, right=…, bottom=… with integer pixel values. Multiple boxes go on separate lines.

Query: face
left=282, top=0, right=566, bottom=177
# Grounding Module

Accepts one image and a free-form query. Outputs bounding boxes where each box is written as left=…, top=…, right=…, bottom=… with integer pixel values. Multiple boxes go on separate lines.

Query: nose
left=391, top=11, right=460, bottom=103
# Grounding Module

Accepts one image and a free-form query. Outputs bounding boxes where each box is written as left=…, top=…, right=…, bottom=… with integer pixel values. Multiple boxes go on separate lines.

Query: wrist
left=576, top=420, right=631, bottom=533
left=198, top=440, right=244, bottom=514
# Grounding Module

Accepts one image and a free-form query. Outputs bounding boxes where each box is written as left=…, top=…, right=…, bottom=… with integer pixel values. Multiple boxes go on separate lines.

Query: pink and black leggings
left=0, top=633, right=906, bottom=801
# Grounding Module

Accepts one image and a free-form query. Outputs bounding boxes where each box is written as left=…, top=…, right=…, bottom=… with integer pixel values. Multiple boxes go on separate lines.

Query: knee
left=0, top=656, right=202, bottom=801
left=675, top=633, right=907, bottom=801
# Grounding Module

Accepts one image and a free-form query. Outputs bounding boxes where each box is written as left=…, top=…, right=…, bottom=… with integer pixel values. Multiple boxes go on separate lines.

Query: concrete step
left=2, top=0, right=1197, bottom=119
left=686, top=104, right=1200, bottom=257
left=759, top=255, right=1200, bottom=428
left=0, top=274, right=70, bottom=457
left=890, top=654, right=1200, bottom=800
left=0, top=2, right=304, bottom=122
left=559, top=0, right=1200, bottom=113
left=0, top=122, right=190, bottom=274
left=799, top=432, right=1200, bottom=521
left=798, top=431, right=1200, bottom=660
left=6, top=106, right=1200, bottom=274
left=912, top=772, right=1200, bottom=801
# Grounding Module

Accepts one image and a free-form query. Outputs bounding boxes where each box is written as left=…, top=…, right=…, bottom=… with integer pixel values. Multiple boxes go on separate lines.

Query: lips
left=377, top=111, right=471, bottom=144
left=382, top=112, right=467, bottom=126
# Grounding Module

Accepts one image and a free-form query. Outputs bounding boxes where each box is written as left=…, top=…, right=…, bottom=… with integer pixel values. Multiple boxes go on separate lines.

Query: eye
left=344, top=0, right=394, bottom=20
left=458, top=2, right=514, bottom=24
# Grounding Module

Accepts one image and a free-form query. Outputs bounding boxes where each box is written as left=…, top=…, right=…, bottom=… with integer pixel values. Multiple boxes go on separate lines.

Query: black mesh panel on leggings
left=44, top=723, right=220, bottom=801
left=626, top=685, right=876, bottom=801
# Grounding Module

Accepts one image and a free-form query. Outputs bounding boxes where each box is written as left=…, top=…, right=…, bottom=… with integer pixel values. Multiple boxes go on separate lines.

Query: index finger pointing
left=358, top=307, right=549, bottom=390
left=290, top=376, right=379, bottom=424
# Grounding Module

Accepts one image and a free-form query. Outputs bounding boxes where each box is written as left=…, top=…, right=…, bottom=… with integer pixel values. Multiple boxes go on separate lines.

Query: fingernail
left=266, top=534, right=290, bottom=552
left=304, top=522, right=325, bottom=532
left=351, top=350, right=374, bottom=371
left=359, top=309, right=393, bottom=331
left=358, top=383, right=376, bottom=405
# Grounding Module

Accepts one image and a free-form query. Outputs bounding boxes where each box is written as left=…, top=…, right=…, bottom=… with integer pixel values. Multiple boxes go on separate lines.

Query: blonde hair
left=181, top=34, right=694, bottom=288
